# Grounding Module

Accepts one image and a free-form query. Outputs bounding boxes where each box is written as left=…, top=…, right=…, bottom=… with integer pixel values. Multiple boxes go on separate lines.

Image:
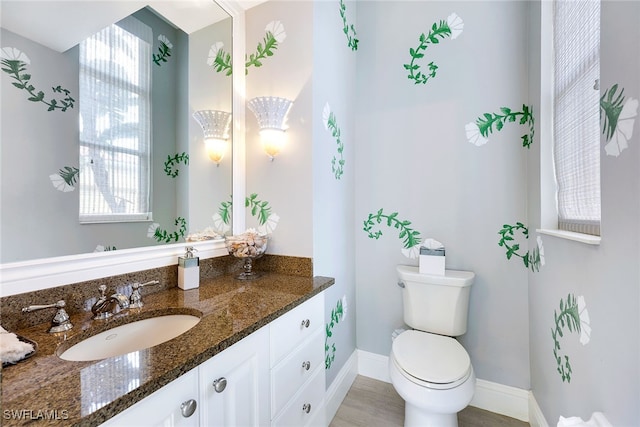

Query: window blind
left=79, top=16, right=152, bottom=224
left=553, top=0, right=601, bottom=236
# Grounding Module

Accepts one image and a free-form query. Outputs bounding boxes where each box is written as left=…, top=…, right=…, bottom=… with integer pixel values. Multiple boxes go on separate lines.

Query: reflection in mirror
left=0, top=1, right=233, bottom=264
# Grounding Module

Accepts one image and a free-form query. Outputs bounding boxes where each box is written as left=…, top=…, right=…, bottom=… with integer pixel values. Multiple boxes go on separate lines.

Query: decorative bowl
left=225, top=232, right=268, bottom=280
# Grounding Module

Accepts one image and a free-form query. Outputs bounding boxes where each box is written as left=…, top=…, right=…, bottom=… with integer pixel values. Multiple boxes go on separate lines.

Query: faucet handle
left=22, top=300, right=73, bottom=333
left=129, top=280, right=160, bottom=308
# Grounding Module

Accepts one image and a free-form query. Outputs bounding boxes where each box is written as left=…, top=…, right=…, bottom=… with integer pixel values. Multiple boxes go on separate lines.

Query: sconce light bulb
left=205, top=138, right=227, bottom=164
left=259, top=129, right=286, bottom=160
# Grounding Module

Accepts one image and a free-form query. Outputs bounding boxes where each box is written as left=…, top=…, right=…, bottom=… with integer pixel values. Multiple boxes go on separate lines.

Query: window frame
left=537, top=0, right=601, bottom=245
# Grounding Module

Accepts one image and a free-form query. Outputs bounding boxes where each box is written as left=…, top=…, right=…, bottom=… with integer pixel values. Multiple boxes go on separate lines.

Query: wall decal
left=497, top=222, right=544, bottom=272
left=466, top=104, right=535, bottom=148
left=325, top=296, right=345, bottom=370
left=403, top=13, right=463, bottom=85
left=1, top=47, right=75, bottom=112
left=339, top=0, right=359, bottom=51
left=152, top=35, right=173, bottom=66
left=322, top=103, right=345, bottom=180
left=207, top=42, right=231, bottom=76
left=49, top=166, right=79, bottom=192
left=551, top=294, right=591, bottom=383
left=600, top=83, right=638, bottom=157
left=163, top=152, right=189, bottom=178
left=214, top=193, right=280, bottom=235
left=147, top=217, right=187, bottom=243
left=363, top=209, right=423, bottom=259
left=210, top=21, right=286, bottom=76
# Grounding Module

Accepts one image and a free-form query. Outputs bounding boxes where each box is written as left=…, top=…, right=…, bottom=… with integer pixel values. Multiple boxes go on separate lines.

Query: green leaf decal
left=1, top=55, right=75, bottom=112
left=498, top=222, right=543, bottom=272
left=339, top=0, right=359, bottom=51
left=325, top=298, right=345, bottom=369
left=551, top=294, right=584, bottom=383
left=164, top=152, right=189, bottom=178
left=152, top=217, right=187, bottom=243
left=363, top=209, right=421, bottom=249
left=403, top=14, right=463, bottom=86
left=469, top=104, right=535, bottom=148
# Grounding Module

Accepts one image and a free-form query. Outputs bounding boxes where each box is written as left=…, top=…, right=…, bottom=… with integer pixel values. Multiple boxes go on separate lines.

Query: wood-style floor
left=329, top=376, right=530, bottom=427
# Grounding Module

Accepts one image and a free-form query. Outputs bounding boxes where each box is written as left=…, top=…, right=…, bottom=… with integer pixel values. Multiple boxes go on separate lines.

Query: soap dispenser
left=178, top=246, right=199, bottom=290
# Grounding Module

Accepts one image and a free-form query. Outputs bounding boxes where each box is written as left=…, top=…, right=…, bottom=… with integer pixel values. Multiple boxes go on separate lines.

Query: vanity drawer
left=270, top=293, right=323, bottom=365
left=271, top=363, right=325, bottom=427
left=271, top=327, right=323, bottom=416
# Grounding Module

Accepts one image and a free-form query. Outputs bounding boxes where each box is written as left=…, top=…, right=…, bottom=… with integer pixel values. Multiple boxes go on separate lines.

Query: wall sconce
left=247, top=96, right=293, bottom=160
left=192, top=110, right=231, bottom=165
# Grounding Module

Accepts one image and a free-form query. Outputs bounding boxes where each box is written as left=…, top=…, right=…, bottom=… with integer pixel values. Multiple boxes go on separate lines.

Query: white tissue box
left=419, top=247, right=445, bottom=275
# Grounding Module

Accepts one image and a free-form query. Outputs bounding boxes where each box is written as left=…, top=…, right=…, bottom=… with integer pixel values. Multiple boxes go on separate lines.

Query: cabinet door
left=199, top=326, right=270, bottom=427
left=100, top=368, right=199, bottom=427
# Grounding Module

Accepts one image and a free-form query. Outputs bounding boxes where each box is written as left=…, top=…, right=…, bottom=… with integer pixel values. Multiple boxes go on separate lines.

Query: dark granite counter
left=1, top=272, right=334, bottom=426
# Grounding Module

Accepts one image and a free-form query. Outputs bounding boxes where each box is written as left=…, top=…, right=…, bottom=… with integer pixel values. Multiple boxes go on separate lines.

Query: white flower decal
left=211, top=212, right=231, bottom=235
left=577, top=295, right=591, bottom=345
left=257, top=213, right=280, bottom=236
left=322, top=102, right=331, bottom=131
left=341, top=295, right=348, bottom=318
left=604, top=97, right=638, bottom=157
left=158, top=35, right=173, bottom=49
left=49, top=174, right=75, bottom=192
left=446, top=13, right=464, bottom=40
left=265, top=20, right=286, bottom=43
left=1, top=47, right=30, bottom=64
left=401, top=243, right=421, bottom=259
left=465, top=122, right=488, bottom=146
left=207, top=41, right=224, bottom=66
left=147, top=223, right=159, bottom=238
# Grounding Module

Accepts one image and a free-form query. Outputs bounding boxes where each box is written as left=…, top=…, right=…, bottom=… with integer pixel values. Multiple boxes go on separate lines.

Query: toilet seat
left=392, top=330, right=471, bottom=390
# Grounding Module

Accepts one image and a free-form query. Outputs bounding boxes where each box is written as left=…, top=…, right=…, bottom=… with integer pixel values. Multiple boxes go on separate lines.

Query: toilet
left=389, top=265, right=476, bottom=427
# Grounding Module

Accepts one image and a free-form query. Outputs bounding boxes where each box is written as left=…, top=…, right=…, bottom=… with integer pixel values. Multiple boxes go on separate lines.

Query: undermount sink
left=59, top=314, right=201, bottom=362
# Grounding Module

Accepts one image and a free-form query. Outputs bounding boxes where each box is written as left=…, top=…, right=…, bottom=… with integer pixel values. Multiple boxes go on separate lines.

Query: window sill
left=537, top=229, right=601, bottom=245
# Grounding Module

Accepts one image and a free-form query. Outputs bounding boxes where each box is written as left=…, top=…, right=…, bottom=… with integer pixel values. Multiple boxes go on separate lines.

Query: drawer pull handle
left=302, top=361, right=311, bottom=370
left=213, top=377, right=227, bottom=393
left=301, top=319, right=310, bottom=328
left=302, top=403, right=311, bottom=414
left=180, top=399, right=197, bottom=418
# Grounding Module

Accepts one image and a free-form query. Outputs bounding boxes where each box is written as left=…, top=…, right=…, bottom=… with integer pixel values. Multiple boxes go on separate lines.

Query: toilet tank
left=397, top=265, right=474, bottom=336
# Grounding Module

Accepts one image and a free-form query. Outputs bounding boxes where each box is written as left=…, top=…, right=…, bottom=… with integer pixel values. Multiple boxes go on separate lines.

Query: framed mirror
left=1, top=1, right=235, bottom=266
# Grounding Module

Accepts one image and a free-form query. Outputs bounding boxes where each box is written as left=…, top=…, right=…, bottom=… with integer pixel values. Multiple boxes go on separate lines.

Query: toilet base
left=405, top=402, right=458, bottom=427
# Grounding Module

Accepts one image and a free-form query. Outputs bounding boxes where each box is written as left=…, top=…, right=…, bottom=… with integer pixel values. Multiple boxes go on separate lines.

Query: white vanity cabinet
left=199, top=325, right=270, bottom=427
left=99, top=292, right=326, bottom=427
left=101, top=368, right=199, bottom=427
left=270, top=293, right=326, bottom=427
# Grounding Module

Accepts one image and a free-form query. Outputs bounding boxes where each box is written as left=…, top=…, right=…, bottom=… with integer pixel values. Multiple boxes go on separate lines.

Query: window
left=79, top=17, right=152, bottom=223
left=552, top=0, right=601, bottom=236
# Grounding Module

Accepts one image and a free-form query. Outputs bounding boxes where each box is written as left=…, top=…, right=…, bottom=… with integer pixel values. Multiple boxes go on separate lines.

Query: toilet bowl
left=389, top=330, right=476, bottom=427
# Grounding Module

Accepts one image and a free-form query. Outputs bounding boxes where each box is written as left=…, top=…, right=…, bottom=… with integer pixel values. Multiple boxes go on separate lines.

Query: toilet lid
left=392, top=330, right=470, bottom=385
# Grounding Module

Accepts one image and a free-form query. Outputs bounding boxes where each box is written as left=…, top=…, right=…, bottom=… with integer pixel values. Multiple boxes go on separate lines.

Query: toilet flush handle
left=397, top=281, right=405, bottom=288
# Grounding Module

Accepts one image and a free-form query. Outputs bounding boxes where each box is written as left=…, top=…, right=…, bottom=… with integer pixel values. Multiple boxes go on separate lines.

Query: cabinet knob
left=180, top=399, right=197, bottom=418
left=301, top=319, right=310, bottom=328
left=302, top=403, right=311, bottom=414
left=302, top=361, right=311, bottom=371
left=213, top=377, right=227, bottom=393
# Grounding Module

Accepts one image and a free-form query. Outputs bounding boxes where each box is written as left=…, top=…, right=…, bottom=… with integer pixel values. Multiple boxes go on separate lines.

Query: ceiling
left=0, top=0, right=246, bottom=52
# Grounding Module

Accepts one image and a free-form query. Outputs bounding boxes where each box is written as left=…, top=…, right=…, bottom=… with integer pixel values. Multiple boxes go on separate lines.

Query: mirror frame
left=0, top=0, right=246, bottom=297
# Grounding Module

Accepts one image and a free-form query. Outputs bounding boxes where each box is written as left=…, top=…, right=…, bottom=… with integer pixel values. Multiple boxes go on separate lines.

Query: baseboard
left=356, top=350, right=530, bottom=422
left=356, top=349, right=391, bottom=383
left=325, top=350, right=358, bottom=424
left=528, top=392, right=550, bottom=427
left=470, top=379, right=529, bottom=422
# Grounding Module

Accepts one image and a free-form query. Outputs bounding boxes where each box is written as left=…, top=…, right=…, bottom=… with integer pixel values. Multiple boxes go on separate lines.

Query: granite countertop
left=1, top=272, right=334, bottom=426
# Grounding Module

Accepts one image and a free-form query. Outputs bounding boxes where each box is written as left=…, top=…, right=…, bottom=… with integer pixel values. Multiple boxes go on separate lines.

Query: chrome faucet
left=22, top=300, right=73, bottom=333
left=129, top=280, right=161, bottom=308
left=92, top=285, right=130, bottom=320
